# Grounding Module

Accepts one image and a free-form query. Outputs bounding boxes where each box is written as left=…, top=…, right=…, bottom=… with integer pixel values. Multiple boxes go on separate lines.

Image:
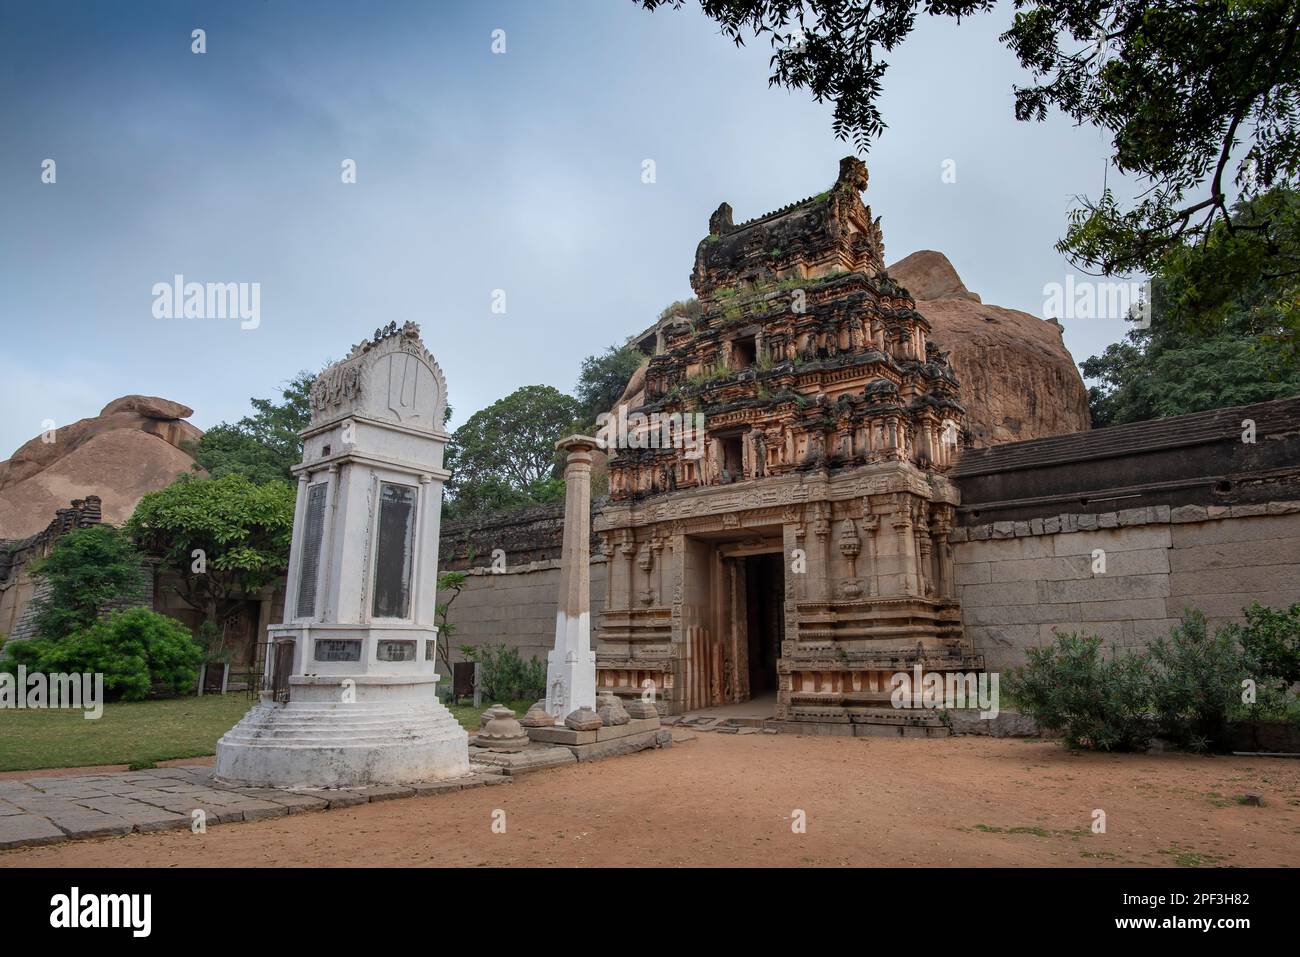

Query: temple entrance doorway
left=743, top=553, right=783, bottom=697
left=677, top=527, right=785, bottom=713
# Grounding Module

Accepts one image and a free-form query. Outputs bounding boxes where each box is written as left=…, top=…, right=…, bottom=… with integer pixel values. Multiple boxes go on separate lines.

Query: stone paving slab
left=469, top=744, right=578, bottom=776
left=0, top=813, right=66, bottom=849
left=408, top=780, right=465, bottom=797
left=363, top=785, right=415, bottom=803
left=76, top=798, right=190, bottom=832
left=463, top=773, right=513, bottom=789
left=43, top=808, right=134, bottom=840
left=0, top=766, right=515, bottom=851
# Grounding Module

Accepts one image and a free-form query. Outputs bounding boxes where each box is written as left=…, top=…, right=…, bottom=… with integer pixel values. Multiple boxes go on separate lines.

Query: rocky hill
left=888, top=250, right=1091, bottom=446
left=0, top=395, right=202, bottom=538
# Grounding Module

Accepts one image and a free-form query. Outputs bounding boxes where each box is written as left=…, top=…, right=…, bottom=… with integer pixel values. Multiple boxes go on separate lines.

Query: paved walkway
left=0, top=764, right=508, bottom=850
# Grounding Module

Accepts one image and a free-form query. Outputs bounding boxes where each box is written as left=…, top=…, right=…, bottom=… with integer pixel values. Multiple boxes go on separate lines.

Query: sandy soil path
left=3, top=734, right=1296, bottom=867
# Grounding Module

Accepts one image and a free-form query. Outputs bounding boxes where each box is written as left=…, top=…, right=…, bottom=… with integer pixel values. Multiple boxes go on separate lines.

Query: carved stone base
left=214, top=678, right=468, bottom=788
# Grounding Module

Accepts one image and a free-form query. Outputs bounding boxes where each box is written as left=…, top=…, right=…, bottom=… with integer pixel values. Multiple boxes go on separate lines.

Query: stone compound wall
left=439, top=503, right=605, bottom=669
left=442, top=559, right=608, bottom=668
left=446, top=500, right=1300, bottom=681
left=953, top=502, right=1300, bottom=673
left=441, top=397, right=1300, bottom=689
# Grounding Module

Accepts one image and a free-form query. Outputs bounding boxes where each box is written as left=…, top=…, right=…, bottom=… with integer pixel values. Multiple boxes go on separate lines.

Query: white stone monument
left=544, top=435, right=600, bottom=723
left=215, top=322, right=469, bottom=787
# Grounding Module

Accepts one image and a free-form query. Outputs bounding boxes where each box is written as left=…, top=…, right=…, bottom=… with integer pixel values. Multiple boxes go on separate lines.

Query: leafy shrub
left=1148, top=610, right=1248, bottom=752
left=459, top=644, right=546, bottom=702
left=1224, top=601, right=1300, bottom=686
left=2, top=608, right=202, bottom=701
left=1006, top=632, right=1152, bottom=751
left=1232, top=680, right=1300, bottom=725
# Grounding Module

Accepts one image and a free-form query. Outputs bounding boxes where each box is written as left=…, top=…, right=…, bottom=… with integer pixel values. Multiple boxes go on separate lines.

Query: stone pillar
left=545, top=435, right=601, bottom=722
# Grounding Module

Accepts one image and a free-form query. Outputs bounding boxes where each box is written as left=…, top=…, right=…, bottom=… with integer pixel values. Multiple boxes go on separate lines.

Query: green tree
left=1082, top=188, right=1300, bottom=426
left=190, top=371, right=315, bottom=483
left=576, top=343, right=647, bottom=425
left=126, top=475, right=295, bottom=633
left=28, top=525, right=146, bottom=641
left=434, top=570, right=467, bottom=679
left=638, top=1, right=1300, bottom=295
left=444, top=385, right=582, bottom=518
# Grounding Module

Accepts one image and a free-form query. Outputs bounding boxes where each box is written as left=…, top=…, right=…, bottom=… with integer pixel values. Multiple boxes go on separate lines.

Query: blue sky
left=0, top=0, right=1140, bottom=456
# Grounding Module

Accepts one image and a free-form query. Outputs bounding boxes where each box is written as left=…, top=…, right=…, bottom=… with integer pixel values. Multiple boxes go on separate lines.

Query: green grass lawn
left=0, top=693, right=541, bottom=774
left=0, top=693, right=253, bottom=773
left=446, top=698, right=536, bottom=731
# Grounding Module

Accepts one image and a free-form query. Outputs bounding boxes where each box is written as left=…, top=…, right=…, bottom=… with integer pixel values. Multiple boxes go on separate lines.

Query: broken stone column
left=545, top=435, right=601, bottom=722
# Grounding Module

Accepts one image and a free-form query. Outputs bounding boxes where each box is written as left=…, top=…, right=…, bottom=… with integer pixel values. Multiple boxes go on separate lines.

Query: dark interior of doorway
left=745, top=553, right=784, bottom=696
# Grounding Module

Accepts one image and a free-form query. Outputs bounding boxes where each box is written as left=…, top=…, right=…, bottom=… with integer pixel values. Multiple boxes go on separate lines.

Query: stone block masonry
left=440, top=558, right=608, bottom=668
left=953, top=504, right=1300, bottom=672
left=445, top=507, right=1296, bottom=693
left=949, top=395, right=1300, bottom=673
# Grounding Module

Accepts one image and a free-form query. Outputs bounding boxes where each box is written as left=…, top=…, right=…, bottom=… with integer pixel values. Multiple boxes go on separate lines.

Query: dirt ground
left=3, top=734, right=1298, bottom=867
left=0, top=756, right=215, bottom=781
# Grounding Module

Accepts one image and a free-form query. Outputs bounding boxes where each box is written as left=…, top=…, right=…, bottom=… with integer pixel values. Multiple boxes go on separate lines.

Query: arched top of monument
left=308, top=321, right=448, bottom=433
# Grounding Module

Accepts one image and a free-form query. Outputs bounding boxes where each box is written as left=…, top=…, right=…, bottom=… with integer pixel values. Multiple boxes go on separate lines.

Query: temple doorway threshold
left=667, top=691, right=952, bottom=739
left=671, top=692, right=780, bottom=732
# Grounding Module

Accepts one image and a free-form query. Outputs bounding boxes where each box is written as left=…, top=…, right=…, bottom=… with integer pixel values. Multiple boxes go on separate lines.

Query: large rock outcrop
left=888, top=250, right=1091, bottom=446
left=0, top=396, right=203, bottom=538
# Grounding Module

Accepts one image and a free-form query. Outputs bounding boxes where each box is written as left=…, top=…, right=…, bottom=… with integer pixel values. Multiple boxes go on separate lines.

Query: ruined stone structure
left=596, top=158, right=979, bottom=723
left=0, top=496, right=131, bottom=643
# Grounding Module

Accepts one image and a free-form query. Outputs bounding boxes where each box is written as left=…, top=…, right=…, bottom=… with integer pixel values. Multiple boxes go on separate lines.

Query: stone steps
left=215, top=701, right=470, bottom=787
left=226, top=719, right=452, bottom=735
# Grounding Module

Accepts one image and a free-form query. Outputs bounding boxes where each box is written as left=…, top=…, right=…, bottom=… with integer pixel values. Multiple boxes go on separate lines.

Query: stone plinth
left=215, top=696, right=468, bottom=788
left=527, top=715, right=660, bottom=746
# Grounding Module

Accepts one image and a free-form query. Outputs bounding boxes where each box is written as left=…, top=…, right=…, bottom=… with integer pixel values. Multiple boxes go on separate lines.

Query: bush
left=459, top=644, right=546, bottom=702
left=1006, top=632, right=1152, bottom=751
left=1148, top=610, right=1248, bottom=752
left=2, top=608, right=202, bottom=701
left=1225, top=601, right=1300, bottom=686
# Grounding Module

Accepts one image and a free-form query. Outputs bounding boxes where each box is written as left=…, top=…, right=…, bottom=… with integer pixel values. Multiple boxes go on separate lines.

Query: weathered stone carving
left=564, top=706, right=603, bottom=731
left=521, top=700, right=554, bottom=728
left=473, top=705, right=529, bottom=751
left=596, top=694, right=630, bottom=726
left=596, top=158, right=977, bottom=724
left=624, top=699, right=660, bottom=720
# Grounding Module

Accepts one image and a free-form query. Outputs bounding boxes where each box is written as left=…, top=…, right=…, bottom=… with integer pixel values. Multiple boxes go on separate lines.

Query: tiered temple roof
left=607, top=156, right=968, bottom=501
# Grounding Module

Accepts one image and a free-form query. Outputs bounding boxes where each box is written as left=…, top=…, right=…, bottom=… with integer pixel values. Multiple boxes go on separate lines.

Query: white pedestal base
left=214, top=677, right=469, bottom=788
left=545, top=610, right=596, bottom=721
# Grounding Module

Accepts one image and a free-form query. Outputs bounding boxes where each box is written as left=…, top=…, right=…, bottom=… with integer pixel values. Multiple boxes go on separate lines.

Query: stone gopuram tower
left=596, top=157, right=979, bottom=728
left=216, top=322, right=469, bottom=787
